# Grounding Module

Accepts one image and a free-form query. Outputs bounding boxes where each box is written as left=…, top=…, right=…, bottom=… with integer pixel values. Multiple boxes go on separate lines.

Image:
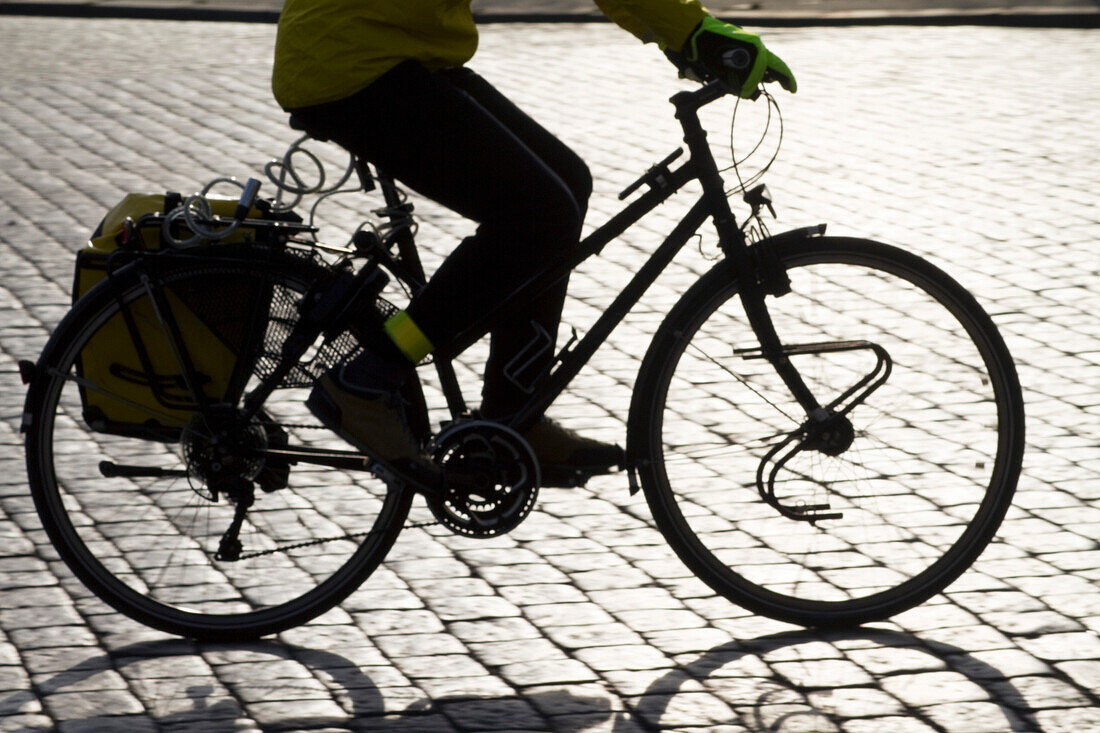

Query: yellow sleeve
left=593, top=0, right=709, bottom=51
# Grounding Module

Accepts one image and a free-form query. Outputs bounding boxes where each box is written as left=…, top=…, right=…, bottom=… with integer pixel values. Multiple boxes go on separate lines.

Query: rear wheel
left=631, top=236, right=1024, bottom=627
left=25, top=251, right=411, bottom=640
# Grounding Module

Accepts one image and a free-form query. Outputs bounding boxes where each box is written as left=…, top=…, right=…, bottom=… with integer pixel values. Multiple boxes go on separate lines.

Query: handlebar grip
left=234, top=178, right=262, bottom=221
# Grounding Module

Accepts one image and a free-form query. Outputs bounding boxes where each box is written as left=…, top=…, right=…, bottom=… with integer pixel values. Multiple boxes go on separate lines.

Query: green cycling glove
left=686, top=17, right=797, bottom=98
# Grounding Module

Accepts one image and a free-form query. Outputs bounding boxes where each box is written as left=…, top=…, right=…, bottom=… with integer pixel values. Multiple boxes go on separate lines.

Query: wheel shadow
left=2, top=637, right=614, bottom=730
left=1, top=627, right=1035, bottom=731
left=623, top=626, right=1037, bottom=732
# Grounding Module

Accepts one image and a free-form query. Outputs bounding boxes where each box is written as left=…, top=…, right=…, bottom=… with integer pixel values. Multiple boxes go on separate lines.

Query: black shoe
left=306, top=352, right=440, bottom=488
left=523, top=416, right=624, bottom=488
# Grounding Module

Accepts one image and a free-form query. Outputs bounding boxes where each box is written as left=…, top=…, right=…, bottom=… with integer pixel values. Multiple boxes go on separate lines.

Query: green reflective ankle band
left=384, top=311, right=434, bottom=363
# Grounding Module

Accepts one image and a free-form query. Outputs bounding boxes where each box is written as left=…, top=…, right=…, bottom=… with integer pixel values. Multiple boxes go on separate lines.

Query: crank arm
left=256, top=446, right=444, bottom=499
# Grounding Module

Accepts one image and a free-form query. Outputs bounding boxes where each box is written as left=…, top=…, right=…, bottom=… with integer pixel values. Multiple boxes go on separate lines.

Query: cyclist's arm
left=592, top=0, right=708, bottom=51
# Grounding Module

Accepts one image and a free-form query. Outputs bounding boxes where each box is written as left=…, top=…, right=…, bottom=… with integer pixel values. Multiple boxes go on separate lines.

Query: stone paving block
left=57, top=717, right=159, bottom=733
left=412, top=674, right=514, bottom=701
left=806, top=686, right=906, bottom=719
left=406, top=576, right=497, bottom=599
left=0, top=714, right=55, bottom=732
left=879, top=671, right=992, bottom=708
left=946, top=648, right=1056, bottom=681
left=920, top=701, right=1033, bottom=733
left=522, top=601, right=616, bottom=628
left=447, top=617, right=543, bottom=644
left=840, top=718, right=938, bottom=733
left=572, top=644, right=674, bottom=673
left=243, top=698, right=348, bottom=729
left=606, top=668, right=708, bottom=698
left=327, top=683, right=428, bottom=719
left=496, top=582, right=589, bottom=606
left=497, top=657, right=600, bottom=687
left=351, top=609, right=446, bottom=637
left=388, top=653, right=491, bottom=681
left=981, top=610, right=1084, bottom=636
left=770, top=658, right=875, bottom=689
left=373, top=633, right=468, bottom=659
left=627, top=690, right=739, bottom=728
left=845, top=645, right=948, bottom=676
left=647, top=627, right=733, bottom=656
left=40, top=688, right=146, bottom=720
left=1032, top=705, right=1100, bottom=733
left=912, top=624, right=1017, bottom=655
left=437, top=696, right=546, bottom=731
left=423, top=595, right=523, bottom=622
left=349, top=712, right=456, bottom=732
left=466, top=637, right=568, bottom=667
left=549, top=711, right=644, bottom=732
left=542, top=622, right=643, bottom=652
left=1016, top=631, right=1100, bottom=662
left=988, top=673, right=1095, bottom=712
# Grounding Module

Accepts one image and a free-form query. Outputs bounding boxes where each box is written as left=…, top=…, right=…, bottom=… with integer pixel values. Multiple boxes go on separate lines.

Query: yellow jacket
left=273, top=0, right=709, bottom=110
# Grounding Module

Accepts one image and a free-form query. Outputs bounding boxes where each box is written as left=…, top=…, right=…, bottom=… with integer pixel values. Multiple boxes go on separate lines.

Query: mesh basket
left=251, top=249, right=411, bottom=388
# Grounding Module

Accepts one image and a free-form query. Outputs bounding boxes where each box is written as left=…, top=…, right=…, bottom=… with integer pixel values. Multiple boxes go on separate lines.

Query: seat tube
left=376, top=166, right=468, bottom=418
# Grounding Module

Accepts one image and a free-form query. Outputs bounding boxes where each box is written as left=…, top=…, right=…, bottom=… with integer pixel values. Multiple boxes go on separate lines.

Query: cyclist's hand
left=664, top=48, right=705, bottom=83
left=686, top=17, right=797, bottom=98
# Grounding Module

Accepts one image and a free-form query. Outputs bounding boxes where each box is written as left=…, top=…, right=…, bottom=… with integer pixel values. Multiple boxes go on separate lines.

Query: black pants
left=291, top=61, right=592, bottom=417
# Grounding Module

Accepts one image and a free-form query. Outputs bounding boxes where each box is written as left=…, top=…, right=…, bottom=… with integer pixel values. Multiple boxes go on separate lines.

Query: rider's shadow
left=1, top=629, right=1034, bottom=731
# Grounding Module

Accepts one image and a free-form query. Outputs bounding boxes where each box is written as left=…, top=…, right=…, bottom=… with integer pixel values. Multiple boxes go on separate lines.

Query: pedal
left=540, top=466, right=593, bottom=489
left=540, top=462, right=622, bottom=489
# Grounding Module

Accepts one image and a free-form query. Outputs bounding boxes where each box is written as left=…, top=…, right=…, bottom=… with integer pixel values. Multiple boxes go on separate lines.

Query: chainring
left=429, top=421, right=540, bottom=538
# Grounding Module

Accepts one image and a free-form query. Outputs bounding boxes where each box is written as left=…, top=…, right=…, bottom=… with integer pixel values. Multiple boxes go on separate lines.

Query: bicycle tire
left=629, top=236, right=1024, bottom=627
left=24, top=250, right=412, bottom=640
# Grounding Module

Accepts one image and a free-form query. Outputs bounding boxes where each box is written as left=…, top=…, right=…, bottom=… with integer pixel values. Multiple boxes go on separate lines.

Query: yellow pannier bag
left=74, top=192, right=273, bottom=439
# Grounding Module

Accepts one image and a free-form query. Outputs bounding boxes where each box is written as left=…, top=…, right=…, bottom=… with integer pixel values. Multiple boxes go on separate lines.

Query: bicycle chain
left=227, top=420, right=439, bottom=560
left=232, top=519, right=439, bottom=560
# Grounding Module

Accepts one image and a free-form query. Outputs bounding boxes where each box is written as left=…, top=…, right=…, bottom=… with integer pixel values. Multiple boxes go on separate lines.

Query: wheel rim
left=28, top=260, right=408, bottom=636
left=646, top=241, right=1022, bottom=620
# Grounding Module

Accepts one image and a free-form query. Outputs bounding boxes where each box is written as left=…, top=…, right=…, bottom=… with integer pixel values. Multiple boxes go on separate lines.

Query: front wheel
left=630, top=236, right=1024, bottom=627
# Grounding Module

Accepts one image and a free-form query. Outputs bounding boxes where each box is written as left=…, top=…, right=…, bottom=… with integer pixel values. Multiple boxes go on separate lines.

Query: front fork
left=677, top=94, right=875, bottom=519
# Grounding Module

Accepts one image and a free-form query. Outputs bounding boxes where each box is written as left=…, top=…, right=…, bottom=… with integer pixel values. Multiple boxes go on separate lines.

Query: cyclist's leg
left=291, top=62, right=620, bottom=477
left=440, top=66, right=593, bottom=418
left=292, top=62, right=585, bottom=397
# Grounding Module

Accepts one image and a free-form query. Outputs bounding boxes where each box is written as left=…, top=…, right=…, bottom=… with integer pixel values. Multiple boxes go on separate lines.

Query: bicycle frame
left=100, top=81, right=829, bottom=491
left=421, top=81, right=826, bottom=439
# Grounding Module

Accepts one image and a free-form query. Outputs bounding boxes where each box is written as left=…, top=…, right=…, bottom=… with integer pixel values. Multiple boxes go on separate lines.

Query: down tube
left=511, top=196, right=712, bottom=430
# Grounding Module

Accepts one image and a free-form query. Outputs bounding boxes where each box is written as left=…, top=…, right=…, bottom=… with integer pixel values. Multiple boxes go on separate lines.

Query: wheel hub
left=804, top=412, right=855, bottom=457
left=180, top=406, right=269, bottom=501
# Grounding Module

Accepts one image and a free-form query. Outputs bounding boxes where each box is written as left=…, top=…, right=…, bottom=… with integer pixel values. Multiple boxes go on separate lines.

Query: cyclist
left=272, top=1, right=796, bottom=486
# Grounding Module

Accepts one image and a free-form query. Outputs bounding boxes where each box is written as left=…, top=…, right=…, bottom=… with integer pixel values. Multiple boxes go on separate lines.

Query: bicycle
left=20, top=80, right=1025, bottom=641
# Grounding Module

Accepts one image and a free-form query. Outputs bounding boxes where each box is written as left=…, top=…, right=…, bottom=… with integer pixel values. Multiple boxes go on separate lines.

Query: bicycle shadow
left=1, top=627, right=1033, bottom=731
left=622, top=627, right=1035, bottom=732
left=1, top=637, right=614, bottom=730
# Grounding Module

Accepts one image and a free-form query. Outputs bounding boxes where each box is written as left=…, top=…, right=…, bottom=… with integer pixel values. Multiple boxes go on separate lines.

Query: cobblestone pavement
left=1, top=16, right=1098, bottom=733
